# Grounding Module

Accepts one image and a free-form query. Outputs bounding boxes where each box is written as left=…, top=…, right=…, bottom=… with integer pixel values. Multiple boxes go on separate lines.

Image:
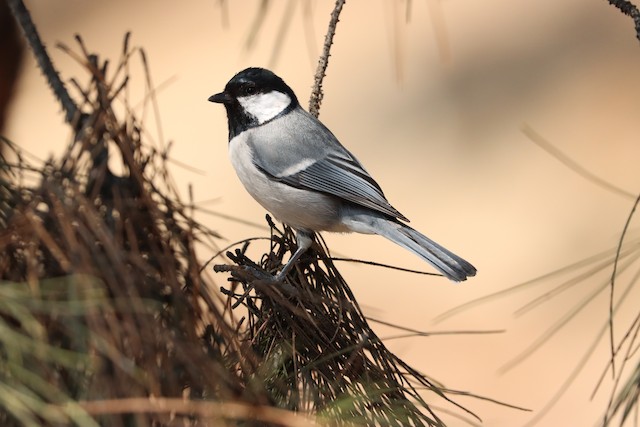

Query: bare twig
left=608, top=194, right=640, bottom=379
left=521, top=124, right=635, bottom=199
left=605, top=0, right=640, bottom=42
left=308, top=0, right=346, bottom=118
left=6, top=0, right=79, bottom=124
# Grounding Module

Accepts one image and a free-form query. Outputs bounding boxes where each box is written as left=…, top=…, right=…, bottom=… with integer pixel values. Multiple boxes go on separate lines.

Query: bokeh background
left=5, top=1, right=640, bottom=425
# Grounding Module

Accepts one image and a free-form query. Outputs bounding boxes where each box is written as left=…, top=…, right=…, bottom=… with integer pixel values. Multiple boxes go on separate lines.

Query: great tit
left=209, top=67, right=476, bottom=282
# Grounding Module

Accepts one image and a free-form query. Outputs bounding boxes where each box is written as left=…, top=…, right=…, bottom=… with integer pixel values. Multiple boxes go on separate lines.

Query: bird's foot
left=214, top=263, right=278, bottom=284
left=214, top=263, right=299, bottom=303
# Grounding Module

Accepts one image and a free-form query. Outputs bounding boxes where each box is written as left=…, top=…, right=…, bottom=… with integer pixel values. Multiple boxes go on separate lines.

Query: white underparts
left=238, top=91, right=292, bottom=125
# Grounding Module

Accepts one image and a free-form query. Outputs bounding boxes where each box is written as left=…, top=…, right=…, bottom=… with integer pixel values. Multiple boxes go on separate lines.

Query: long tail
left=349, top=216, right=476, bottom=282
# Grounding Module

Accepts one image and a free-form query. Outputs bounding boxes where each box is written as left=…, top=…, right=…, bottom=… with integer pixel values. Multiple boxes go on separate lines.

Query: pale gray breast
left=228, top=129, right=344, bottom=232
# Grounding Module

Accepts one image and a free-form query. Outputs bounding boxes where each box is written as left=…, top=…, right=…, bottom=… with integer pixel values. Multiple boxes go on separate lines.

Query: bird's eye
left=244, top=84, right=257, bottom=96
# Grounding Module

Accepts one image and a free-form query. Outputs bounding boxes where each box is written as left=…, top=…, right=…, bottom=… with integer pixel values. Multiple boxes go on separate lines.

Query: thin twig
left=6, top=0, right=79, bottom=124
left=367, top=316, right=504, bottom=337
left=605, top=0, right=640, bottom=42
left=521, top=124, right=635, bottom=199
left=331, top=256, right=440, bottom=276
left=308, top=0, right=346, bottom=117
left=608, top=193, right=640, bottom=380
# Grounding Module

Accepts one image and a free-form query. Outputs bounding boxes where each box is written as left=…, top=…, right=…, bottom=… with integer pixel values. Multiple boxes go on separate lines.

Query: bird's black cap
left=208, top=67, right=299, bottom=106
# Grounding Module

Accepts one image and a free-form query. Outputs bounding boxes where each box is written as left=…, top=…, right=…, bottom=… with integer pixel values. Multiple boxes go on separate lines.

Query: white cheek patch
left=238, top=91, right=292, bottom=124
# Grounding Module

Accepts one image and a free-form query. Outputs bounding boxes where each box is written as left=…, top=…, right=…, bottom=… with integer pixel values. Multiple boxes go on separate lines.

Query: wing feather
left=255, top=149, right=408, bottom=221
left=248, top=108, right=409, bottom=221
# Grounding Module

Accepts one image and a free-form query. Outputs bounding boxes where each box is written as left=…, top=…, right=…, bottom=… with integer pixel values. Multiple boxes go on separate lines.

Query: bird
left=208, top=67, right=476, bottom=282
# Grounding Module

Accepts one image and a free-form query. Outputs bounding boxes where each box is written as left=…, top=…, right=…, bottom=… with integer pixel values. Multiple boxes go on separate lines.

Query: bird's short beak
left=208, top=92, right=232, bottom=104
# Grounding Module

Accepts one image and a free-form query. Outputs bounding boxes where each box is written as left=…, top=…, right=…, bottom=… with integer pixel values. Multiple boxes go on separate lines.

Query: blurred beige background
left=5, top=1, right=640, bottom=425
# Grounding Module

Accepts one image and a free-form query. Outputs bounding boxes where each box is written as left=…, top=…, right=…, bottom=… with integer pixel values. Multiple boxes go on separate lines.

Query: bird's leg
left=273, top=229, right=313, bottom=282
left=226, top=230, right=312, bottom=285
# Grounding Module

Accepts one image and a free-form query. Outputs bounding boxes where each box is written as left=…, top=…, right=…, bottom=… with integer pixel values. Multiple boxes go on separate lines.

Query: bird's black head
left=209, top=67, right=299, bottom=139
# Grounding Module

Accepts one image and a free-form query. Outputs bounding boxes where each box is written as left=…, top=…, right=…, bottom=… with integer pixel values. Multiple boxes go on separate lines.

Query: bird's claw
left=214, top=263, right=282, bottom=284
left=241, top=265, right=282, bottom=284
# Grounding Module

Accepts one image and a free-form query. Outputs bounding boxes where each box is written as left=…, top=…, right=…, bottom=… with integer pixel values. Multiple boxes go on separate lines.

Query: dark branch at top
left=606, top=0, right=640, bottom=42
left=6, top=0, right=79, bottom=124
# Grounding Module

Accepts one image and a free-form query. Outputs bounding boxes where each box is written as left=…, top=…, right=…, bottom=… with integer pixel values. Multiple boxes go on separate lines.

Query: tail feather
left=395, top=224, right=476, bottom=281
left=350, top=216, right=476, bottom=282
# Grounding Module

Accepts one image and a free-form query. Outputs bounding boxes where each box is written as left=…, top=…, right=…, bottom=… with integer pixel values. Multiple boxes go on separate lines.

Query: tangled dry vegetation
left=0, top=36, right=475, bottom=426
